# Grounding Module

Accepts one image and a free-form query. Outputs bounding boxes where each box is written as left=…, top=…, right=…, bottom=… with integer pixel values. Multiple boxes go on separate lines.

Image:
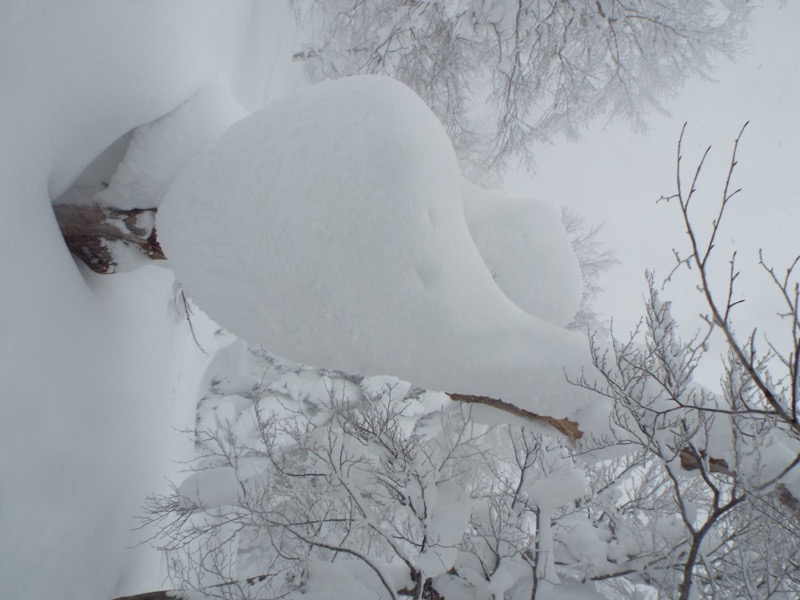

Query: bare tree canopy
left=293, top=0, right=753, bottom=178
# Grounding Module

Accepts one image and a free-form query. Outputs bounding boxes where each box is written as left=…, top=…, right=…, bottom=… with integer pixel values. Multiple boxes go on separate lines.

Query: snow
left=1, top=0, right=703, bottom=597
left=554, top=512, right=615, bottom=573
left=0, top=1, right=298, bottom=598
left=158, top=74, right=608, bottom=433
left=526, top=455, right=586, bottom=512
left=736, top=426, right=800, bottom=490
left=96, top=84, right=248, bottom=210
left=538, top=580, right=609, bottom=600
left=463, top=181, right=583, bottom=325
left=0, top=261, right=219, bottom=598
left=417, top=479, right=472, bottom=575
left=177, top=465, right=244, bottom=510
left=298, top=560, right=397, bottom=600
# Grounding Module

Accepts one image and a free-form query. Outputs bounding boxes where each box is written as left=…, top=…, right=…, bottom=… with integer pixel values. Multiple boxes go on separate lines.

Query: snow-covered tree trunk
left=54, top=204, right=163, bottom=273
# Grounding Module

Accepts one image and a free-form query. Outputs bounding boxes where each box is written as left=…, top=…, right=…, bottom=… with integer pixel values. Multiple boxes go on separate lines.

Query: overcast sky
left=505, top=2, right=800, bottom=387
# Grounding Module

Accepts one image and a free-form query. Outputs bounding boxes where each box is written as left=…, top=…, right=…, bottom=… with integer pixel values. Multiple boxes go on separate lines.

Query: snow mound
left=463, top=181, right=582, bottom=325
left=159, top=75, right=605, bottom=431
left=97, top=83, right=248, bottom=210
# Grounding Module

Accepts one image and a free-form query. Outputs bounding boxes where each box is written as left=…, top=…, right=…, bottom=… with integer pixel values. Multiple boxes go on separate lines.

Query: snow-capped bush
left=158, top=74, right=606, bottom=433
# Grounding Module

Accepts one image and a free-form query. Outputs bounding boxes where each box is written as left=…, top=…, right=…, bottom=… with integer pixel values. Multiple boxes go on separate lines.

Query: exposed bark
left=53, top=203, right=164, bottom=273
left=678, top=447, right=732, bottom=477
left=59, top=204, right=756, bottom=477
left=448, top=392, right=583, bottom=443
left=114, top=591, right=185, bottom=600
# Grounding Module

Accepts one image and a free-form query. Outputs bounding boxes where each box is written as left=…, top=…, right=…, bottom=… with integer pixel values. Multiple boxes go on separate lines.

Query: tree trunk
left=53, top=203, right=164, bottom=273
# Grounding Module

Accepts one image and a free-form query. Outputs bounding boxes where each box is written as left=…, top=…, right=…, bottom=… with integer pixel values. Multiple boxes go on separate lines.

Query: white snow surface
left=462, top=181, right=582, bottom=325
left=96, top=83, right=248, bottom=210
left=0, top=1, right=298, bottom=598
left=159, top=75, right=606, bottom=430
left=417, top=479, right=472, bottom=576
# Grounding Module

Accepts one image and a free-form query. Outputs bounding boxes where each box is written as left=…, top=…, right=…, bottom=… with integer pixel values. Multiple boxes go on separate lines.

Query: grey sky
left=505, top=2, right=800, bottom=387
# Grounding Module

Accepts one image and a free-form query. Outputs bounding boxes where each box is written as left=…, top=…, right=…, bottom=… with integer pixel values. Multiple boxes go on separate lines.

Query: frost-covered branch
left=573, top=124, right=800, bottom=598
left=665, top=122, right=800, bottom=437
left=292, top=0, right=753, bottom=177
left=561, top=208, right=619, bottom=333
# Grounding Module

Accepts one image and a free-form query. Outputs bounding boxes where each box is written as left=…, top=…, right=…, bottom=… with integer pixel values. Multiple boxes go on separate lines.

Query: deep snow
left=0, top=1, right=299, bottom=598
left=158, top=75, right=606, bottom=432
left=2, top=2, right=605, bottom=598
left=96, top=84, right=249, bottom=210
left=462, top=181, right=582, bottom=326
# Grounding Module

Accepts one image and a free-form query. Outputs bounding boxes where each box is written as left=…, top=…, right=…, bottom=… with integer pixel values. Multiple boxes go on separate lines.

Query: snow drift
left=462, top=181, right=582, bottom=325
left=0, top=2, right=299, bottom=598
left=158, top=75, right=606, bottom=430
left=96, top=84, right=248, bottom=210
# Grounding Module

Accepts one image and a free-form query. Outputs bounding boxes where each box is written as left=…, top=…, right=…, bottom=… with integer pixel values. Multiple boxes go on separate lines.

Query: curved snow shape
left=158, top=75, right=606, bottom=431
left=96, top=84, right=248, bottom=210
left=462, top=181, right=582, bottom=325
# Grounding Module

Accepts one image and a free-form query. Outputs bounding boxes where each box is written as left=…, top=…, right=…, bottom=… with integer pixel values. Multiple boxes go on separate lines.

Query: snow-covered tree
left=573, top=124, right=800, bottom=599
left=154, top=75, right=605, bottom=434
left=561, top=208, right=618, bottom=333
left=142, top=352, right=614, bottom=599
left=292, top=0, right=753, bottom=178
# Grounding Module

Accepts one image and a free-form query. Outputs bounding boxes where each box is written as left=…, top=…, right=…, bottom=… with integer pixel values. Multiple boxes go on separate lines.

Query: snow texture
left=0, top=2, right=608, bottom=597
left=417, top=479, right=472, bottom=575
left=0, top=2, right=298, bottom=598
left=159, top=75, right=607, bottom=431
left=463, top=180, right=582, bottom=325
left=97, top=84, right=248, bottom=210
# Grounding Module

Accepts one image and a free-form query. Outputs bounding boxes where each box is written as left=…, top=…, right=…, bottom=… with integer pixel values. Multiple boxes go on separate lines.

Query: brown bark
left=57, top=203, right=763, bottom=476
left=678, top=447, right=732, bottom=477
left=53, top=205, right=589, bottom=445
left=114, top=592, right=184, bottom=600
left=448, top=392, right=583, bottom=443
left=53, top=203, right=164, bottom=273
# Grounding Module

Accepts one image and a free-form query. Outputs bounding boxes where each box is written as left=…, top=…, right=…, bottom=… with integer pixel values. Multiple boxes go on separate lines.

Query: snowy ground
left=0, top=2, right=299, bottom=597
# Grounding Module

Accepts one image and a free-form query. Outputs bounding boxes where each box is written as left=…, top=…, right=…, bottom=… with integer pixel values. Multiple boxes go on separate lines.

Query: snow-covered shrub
left=291, top=0, right=753, bottom=178
left=144, top=350, right=614, bottom=599
left=571, top=126, right=800, bottom=600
